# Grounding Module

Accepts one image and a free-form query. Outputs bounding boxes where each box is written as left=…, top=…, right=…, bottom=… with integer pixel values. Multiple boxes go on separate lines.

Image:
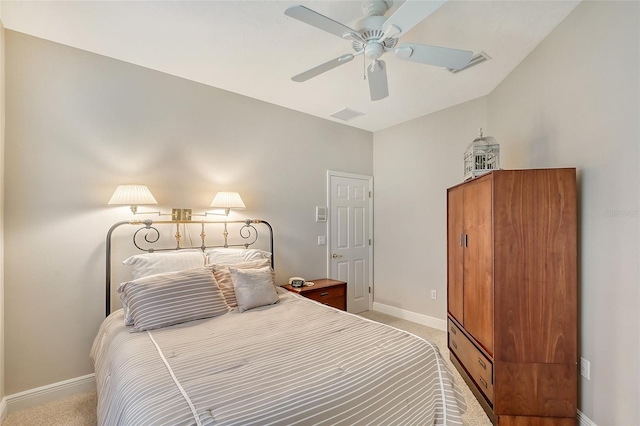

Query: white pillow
left=123, top=250, right=206, bottom=280
left=230, top=267, right=279, bottom=313
left=205, top=248, right=271, bottom=265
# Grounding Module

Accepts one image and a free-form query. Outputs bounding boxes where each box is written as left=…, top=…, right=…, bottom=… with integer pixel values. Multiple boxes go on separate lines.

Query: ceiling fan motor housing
left=352, top=15, right=398, bottom=53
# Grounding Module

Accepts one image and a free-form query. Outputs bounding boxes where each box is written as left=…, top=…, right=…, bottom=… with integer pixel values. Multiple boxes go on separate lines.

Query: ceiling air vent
left=447, top=51, right=492, bottom=74
left=330, top=108, right=364, bottom=121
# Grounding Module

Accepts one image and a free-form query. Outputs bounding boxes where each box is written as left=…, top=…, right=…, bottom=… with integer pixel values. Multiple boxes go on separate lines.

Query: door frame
left=326, top=170, right=374, bottom=311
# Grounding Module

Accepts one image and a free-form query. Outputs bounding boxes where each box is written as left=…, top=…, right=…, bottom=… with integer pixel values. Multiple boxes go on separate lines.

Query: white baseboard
left=577, top=410, right=597, bottom=426
left=372, top=302, right=447, bottom=331
left=6, top=373, right=96, bottom=414
left=0, top=396, right=7, bottom=422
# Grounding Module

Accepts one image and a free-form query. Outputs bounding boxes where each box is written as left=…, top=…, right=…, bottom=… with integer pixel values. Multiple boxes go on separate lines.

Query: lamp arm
left=205, top=209, right=231, bottom=216
left=130, top=205, right=171, bottom=217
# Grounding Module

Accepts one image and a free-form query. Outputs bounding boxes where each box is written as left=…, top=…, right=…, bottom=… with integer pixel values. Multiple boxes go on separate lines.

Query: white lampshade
left=210, top=192, right=245, bottom=210
left=108, top=185, right=158, bottom=206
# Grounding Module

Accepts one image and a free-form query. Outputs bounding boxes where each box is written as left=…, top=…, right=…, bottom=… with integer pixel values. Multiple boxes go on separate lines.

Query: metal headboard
left=105, top=219, right=274, bottom=317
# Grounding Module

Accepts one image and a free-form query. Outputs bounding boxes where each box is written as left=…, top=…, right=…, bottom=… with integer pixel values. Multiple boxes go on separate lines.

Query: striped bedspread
left=91, top=290, right=467, bottom=425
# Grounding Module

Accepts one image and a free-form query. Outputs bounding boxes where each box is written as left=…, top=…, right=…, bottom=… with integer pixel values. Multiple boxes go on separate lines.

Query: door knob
left=332, top=254, right=343, bottom=258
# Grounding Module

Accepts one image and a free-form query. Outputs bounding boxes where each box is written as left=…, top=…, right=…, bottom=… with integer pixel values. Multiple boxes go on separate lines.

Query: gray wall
left=373, top=96, right=488, bottom=316
left=4, top=31, right=372, bottom=394
left=374, top=1, right=639, bottom=424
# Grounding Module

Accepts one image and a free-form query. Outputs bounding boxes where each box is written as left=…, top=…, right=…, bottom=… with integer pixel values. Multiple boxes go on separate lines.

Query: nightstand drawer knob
left=320, top=292, right=329, bottom=296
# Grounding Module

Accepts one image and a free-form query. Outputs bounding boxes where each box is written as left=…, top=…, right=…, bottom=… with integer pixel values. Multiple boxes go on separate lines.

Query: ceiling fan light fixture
left=364, top=43, right=384, bottom=60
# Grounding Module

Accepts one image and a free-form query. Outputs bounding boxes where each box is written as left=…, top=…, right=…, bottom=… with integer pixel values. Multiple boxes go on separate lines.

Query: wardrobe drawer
left=448, top=319, right=494, bottom=404
left=448, top=320, right=466, bottom=361
left=466, top=342, right=494, bottom=403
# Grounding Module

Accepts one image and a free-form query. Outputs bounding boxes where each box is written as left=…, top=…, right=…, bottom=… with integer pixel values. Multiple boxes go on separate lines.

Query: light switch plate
left=316, top=206, right=327, bottom=222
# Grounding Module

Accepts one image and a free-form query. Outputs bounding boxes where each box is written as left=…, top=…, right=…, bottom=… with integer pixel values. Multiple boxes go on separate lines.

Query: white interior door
left=328, top=171, right=373, bottom=313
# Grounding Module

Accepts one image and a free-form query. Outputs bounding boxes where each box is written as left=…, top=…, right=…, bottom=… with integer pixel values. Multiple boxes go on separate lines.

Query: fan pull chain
left=363, top=54, right=366, bottom=80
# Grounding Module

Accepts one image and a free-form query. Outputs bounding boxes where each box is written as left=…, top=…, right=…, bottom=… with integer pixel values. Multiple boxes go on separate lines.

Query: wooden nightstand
left=283, top=279, right=347, bottom=311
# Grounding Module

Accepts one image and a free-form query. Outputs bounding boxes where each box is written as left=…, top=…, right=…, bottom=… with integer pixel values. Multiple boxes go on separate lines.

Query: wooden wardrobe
left=447, top=168, right=578, bottom=425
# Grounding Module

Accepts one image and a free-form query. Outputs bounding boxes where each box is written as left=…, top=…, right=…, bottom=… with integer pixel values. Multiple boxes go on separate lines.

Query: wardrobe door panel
left=463, top=176, right=494, bottom=355
left=493, top=169, right=578, bottom=364
left=447, top=185, right=465, bottom=323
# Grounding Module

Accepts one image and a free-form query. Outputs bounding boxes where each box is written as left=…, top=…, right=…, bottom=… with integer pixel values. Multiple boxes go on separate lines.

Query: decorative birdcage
left=463, top=128, right=500, bottom=181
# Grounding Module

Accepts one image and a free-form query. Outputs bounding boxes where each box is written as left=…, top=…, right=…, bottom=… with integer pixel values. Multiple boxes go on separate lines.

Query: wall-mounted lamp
left=108, top=186, right=246, bottom=219
left=206, top=192, right=246, bottom=216
left=108, top=184, right=161, bottom=215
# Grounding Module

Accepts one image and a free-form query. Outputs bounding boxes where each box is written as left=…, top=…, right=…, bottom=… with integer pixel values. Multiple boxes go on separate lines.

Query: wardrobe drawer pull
left=450, top=327, right=457, bottom=335
left=477, top=358, right=487, bottom=370
left=451, top=340, right=458, bottom=350
left=479, top=377, right=488, bottom=389
left=320, top=292, right=329, bottom=296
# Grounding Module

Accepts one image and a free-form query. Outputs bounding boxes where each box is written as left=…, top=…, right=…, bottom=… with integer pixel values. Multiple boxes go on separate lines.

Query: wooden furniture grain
left=447, top=169, right=577, bottom=425
left=283, top=279, right=347, bottom=311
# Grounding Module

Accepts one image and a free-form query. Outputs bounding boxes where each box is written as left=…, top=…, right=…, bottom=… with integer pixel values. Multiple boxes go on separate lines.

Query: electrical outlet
left=580, top=357, right=590, bottom=380
left=431, top=290, right=437, bottom=300
left=317, top=236, right=326, bottom=246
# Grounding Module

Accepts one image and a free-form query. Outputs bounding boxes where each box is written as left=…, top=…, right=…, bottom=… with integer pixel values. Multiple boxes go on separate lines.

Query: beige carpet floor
left=3, top=311, right=491, bottom=426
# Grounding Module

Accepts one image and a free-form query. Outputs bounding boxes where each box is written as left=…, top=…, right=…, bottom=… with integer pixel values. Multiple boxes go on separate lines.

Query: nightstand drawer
left=282, top=279, right=347, bottom=311
left=315, top=296, right=346, bottom=310
left=304, top=285, right=345, bottom=302
left=448, top=319, right=494, bottom=404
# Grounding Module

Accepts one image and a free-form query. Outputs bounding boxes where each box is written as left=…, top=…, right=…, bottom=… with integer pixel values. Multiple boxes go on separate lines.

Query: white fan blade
left=395, top=43, right=473, bottom=69
left=292, top=54, right=355, bottom=82
left=285, top=5, right=358, bottom=39
left=367, top=60, right=389, bottom=101
left=383, top=0, right=447, bottom=38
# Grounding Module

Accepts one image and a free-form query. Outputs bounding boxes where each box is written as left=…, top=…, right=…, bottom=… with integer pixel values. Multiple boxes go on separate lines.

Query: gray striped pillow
left=117, top=267, right=229, bottom=332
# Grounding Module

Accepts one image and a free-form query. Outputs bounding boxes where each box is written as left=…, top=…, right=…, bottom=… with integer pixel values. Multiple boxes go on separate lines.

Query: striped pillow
left=120, top=251, right=207, bottom=325
left=118, top=267, right=229, bottom=332
left=211, top=258, right=274, bottom=308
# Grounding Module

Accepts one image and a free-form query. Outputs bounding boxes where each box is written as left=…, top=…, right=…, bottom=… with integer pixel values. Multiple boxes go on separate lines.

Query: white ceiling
left=2, top=0, right=580, bottom=132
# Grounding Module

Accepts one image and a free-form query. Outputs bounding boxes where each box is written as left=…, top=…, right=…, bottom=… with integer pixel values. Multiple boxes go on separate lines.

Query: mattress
left=91, top=290, right=467, bottom=425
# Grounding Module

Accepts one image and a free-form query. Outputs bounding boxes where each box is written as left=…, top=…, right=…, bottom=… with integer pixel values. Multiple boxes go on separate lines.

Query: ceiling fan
left=285, top=0, right=473, bottom=101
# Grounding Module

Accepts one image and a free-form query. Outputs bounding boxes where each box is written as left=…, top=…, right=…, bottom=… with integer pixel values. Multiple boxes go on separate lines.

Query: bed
left=92, top=219, right=467, bottom=425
